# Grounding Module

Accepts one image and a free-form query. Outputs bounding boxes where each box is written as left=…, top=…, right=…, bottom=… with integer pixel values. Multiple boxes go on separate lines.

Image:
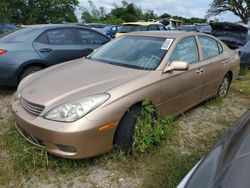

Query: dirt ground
left=0, top=79, right=249, bottom=187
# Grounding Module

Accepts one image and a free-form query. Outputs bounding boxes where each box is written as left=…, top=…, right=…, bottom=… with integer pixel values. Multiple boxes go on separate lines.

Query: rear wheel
left=218, top=74, right=231, bottom=97
left=113, top=105, right=141, bottom=155
left=19, top=66, right=43, bottom=82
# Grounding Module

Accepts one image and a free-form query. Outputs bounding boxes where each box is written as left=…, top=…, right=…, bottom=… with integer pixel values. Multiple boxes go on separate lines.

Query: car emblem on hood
left=28, top=88, right=37, bottom=95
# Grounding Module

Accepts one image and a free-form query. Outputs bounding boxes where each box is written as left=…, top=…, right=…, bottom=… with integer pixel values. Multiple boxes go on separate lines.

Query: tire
left=113, top=105, right=141, bottom=155
left=19, top=66, right=43, bottom=82
left=218, top=74, right=231, bottom=97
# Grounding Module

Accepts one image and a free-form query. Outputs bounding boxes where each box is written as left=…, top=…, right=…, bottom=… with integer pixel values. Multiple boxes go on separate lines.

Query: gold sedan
left=12, top=31, right=240, bottom=158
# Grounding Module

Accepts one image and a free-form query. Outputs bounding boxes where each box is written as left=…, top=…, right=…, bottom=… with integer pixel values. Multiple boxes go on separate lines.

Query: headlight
left=44, top=94, right=110, bottom=122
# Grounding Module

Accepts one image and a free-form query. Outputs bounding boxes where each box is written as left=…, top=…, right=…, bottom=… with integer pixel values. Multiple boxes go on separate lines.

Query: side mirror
left=163, top=61, right=189, bottom=73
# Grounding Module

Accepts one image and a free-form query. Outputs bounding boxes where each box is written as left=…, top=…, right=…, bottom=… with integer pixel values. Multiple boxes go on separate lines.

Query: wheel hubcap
left=219, top=77, right=229, bottom=97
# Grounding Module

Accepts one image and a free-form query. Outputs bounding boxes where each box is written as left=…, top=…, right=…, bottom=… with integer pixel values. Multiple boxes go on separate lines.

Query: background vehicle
left=0, top=24, right=110, bottom=87
left=0, top=23, right=18, bottom=34
left=115, top=22, right=166, bottom=38
left=237, top=40, right=250, bottom=69
left=86, top=23, right=108, bottom=31
left=210, top=22, right=248, bottom=49
left=177, top=25, right=198, bottom=32
left=100, top=25, right=119, bottom=38
left=13, top=31, right=240, bottom=159
left=178, top=110, right=250, bottom=188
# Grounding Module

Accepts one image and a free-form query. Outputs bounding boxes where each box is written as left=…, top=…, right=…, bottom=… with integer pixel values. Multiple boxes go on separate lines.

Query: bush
left=133, top=100, right=174, bottom=153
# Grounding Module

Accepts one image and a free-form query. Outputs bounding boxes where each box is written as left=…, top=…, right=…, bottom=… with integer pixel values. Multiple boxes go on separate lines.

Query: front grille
left=20, top=97, right=44, bottom=116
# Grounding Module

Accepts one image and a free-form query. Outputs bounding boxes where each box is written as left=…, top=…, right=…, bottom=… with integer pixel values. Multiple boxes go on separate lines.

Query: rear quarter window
left=76, top=29, right=109, bottom=44
left=199, top=36, right=221, bottom=60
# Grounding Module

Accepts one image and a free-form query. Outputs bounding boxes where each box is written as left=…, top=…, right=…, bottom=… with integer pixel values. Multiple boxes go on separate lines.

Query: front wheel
left=19, top=66, right=43, bottom=82
left=218, top=74, right=230, bottom=97
left=113, top=105, right=141, bottom=155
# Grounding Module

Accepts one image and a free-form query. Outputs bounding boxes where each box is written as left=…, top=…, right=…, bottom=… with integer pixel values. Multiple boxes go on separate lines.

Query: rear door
left=161, top=36, right=204, bottom=116
left=75, top=28, right=110, bottom=56
left=33, top=28, right=83, bottom=66
left=197, top=35, right=228, bottom=99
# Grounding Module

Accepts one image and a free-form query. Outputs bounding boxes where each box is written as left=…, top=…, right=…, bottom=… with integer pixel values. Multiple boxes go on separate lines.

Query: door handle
left=196, top=68, right=204, bottom=74
left=39, top=48, right=52, bottom=53
left=222, top=60, right=228, bottom=64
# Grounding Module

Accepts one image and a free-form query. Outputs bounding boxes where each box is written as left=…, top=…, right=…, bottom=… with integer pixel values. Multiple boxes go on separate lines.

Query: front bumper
left=12, top=99, right=117, bottom=159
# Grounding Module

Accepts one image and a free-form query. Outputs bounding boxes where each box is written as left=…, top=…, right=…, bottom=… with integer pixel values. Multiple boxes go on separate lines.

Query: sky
left=77, top=0, right=241, bottom=22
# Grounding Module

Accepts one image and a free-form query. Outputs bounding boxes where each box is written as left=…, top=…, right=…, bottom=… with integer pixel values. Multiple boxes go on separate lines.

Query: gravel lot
left=0, top=76, right=249, bottom=187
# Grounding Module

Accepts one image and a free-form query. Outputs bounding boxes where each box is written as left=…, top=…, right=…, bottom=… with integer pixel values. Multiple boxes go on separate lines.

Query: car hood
left=20, top=58, right=148, bottom=108
left=183, top=110, right=250, bottom=188
left=211, top=22, right=248, bottom=49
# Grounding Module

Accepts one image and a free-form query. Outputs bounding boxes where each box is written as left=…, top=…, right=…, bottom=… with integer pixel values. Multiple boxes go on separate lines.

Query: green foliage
left=207, top=0, right=250, bottom=23
left=230, top=70, right=250, bottom=97
left=172, top=15, right=207, bottom=25
left=81, top=0, right=207, bottom=25
left=2, top=120, right=93, bottom=175
left=0, top=0, right=79, bottom=24
left=133, top=100, right=174, bottom=153
left=160, top=13, right=172, bottom=19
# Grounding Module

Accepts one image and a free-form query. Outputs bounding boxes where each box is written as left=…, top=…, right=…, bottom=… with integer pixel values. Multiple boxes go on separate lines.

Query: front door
left=161, top=36, right=204, bottom=116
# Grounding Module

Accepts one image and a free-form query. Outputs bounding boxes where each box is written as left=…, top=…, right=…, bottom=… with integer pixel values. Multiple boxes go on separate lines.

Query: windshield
left=90, top=35, right=170, bottom=70
left=118, top=25, right=148, bottom=33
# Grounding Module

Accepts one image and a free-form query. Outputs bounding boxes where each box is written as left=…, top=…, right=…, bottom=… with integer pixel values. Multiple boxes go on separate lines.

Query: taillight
left=0, top=49, right=7, bottom=55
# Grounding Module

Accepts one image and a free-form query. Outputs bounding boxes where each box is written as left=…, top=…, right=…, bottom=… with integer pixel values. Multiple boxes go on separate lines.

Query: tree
left=160, top=13, right=171, bottom=19
left=111, top=2, right=143, bottom=22
left=0, top=0, right=79, bottom=24
left=207, top=0, right=250, bottom=24
left=142, top=10, right=158, bottom=21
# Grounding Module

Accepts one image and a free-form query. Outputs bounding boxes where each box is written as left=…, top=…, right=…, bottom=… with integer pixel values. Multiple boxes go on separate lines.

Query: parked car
left=178, top=110, right=250, bottom=188
left=0, top=24, right=110, bottom=87
left=12, top=31, right=240, bottom=159
left=194, top=23, right=212, bottom=34
left=86, top=23, right=108, bottom=32
left=0, top=23, right=18, bottom=34
left=177, top=25, right=198, bottom=32
left=237, top=40, right=250, bottom=69
left=115, top=22, right=166, bottom=38
left=100, top=25, right=119, bottom=38
left=210, top=22, right=248, bottom=49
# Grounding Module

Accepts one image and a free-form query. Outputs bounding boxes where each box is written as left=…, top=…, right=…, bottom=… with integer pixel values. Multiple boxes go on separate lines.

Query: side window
left=170, top=36, right=199, bottom=64
left=159, top=25, right=166, bottom=30
left=77, top=29, right=109, bottom=44
left=36, top=29, right=78, bottom=45
left=199, top=36, right=220, bottom=60
left=149, top=25, right=159, bottom=31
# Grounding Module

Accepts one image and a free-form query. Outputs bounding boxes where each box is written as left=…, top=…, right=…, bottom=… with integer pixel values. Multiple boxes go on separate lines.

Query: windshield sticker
left=161, top=39, right=173, bottom=50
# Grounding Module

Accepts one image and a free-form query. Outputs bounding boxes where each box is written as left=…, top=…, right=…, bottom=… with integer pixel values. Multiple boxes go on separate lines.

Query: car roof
left=122, top=22, right=163, bottom=26
left=25, top=24, right=89, bottom=29
left=126, top=31, right=196, bottom=39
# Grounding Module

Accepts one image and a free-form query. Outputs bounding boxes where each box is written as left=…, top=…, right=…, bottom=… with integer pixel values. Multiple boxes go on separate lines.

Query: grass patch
left=230, top=70, right=250, bottom=97
left=1, top=119, right=100, bottom=185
